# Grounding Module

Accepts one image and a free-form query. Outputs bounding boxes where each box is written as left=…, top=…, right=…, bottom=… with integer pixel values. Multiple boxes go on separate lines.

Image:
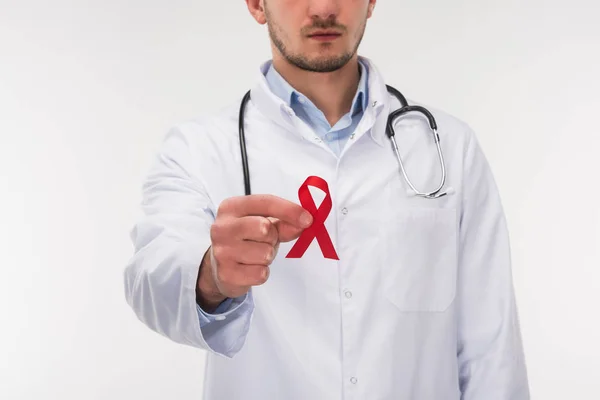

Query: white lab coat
left=124, top=57, right=529, bottom=399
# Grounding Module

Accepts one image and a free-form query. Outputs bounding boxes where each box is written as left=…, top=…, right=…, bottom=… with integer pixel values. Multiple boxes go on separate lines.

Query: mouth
left=308, top=30, right=342, bottom=42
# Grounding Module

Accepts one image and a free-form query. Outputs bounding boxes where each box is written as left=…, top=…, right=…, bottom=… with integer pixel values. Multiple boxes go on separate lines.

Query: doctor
left=124, top=0, right=530, bottom=399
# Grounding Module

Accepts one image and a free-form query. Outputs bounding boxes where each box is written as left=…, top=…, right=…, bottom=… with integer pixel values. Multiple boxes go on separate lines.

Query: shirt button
left=344, top=290, right=352, bottom=299
left=350, top=133, right=355, bottom=139
left=341, top=207, right=348, bottom=215
left=214, top=315, right=226, bottom=321
left=298, top=97, right=305, bottom=104
left=350, top=377, right=358, bottom=384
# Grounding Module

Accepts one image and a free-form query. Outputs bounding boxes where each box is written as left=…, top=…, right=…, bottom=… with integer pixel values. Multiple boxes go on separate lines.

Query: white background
left=1, top=0, right=599, bottom=399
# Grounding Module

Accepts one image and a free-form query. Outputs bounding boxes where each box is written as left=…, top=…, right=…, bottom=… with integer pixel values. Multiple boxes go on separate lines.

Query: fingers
left=217, top=262, right=270, bottom=288
left=219, top=194, right=313, bottom=229
left=236, top=216, right=279, bottom=245
left=211, top=216, right=279, bottom=246
left=233, top=240, right=279, bottom=265
left=212, top=214, right=306, bottom=245
left=264, top=217, right=305, bottom=243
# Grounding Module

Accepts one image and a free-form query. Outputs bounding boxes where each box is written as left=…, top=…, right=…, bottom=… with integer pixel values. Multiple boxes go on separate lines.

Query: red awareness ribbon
left=286, top=176, right=339, bottom=260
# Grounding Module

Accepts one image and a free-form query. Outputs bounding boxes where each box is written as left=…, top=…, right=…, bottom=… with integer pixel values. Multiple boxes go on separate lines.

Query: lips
left=308, top=31, right=341, bottom=41
left=309, top=30, right=341, bottom=37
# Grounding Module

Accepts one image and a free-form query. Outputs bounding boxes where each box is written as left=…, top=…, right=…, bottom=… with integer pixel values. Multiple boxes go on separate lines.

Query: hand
left=196, top=194, right=313, bottom=311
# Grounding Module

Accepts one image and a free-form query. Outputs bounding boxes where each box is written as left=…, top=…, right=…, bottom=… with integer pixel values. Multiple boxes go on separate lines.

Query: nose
left=308, top=0, right=340, bottom=21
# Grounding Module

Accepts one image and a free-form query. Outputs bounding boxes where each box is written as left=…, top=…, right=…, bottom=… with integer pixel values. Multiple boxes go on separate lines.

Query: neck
left=272, top=54, right=361, bottom=126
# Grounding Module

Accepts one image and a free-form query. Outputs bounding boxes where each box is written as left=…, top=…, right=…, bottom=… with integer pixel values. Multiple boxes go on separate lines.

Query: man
left=124, top=0, right=530, bottom=398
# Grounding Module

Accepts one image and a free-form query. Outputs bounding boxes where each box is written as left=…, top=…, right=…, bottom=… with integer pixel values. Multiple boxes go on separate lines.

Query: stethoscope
left=238, top=85, right=449, bottom=199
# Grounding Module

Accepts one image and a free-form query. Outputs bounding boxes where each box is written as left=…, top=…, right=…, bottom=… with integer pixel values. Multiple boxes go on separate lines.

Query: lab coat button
left=344, top=290, right=352, bottom=299
left=350, top=377, right=358, bottom=384
left=341, top=207, right=348, bottom=215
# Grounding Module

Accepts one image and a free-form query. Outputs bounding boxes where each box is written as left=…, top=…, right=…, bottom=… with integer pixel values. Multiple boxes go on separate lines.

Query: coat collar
left=249, top=56, right=393, bottom=147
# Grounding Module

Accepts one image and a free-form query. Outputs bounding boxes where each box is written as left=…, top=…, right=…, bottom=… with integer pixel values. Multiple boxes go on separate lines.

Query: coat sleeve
left=123, top=124, right=254, bottom=358
left=456, top=127, right=530, bottom=399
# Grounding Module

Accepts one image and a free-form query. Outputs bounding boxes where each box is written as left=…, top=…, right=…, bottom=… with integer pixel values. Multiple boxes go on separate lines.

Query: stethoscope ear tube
left=239, top=90, right=252, bottom=196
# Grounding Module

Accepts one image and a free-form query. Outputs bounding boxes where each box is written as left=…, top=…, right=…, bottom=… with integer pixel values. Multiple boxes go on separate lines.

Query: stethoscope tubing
left=238, top=85, right=448, bottom=198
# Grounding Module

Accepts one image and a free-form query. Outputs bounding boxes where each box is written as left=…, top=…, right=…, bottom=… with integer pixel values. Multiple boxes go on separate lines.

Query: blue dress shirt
left=265, top=60, right=368, bottom=157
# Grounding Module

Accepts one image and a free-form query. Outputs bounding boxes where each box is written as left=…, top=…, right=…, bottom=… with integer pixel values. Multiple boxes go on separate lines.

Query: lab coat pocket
left=382, top=207, right=458, bottom=313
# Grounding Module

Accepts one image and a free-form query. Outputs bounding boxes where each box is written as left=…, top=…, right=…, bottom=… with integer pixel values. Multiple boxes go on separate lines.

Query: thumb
left=267, top=217, right=307, bottom=243
left=278, top=222, right=307, bottom=243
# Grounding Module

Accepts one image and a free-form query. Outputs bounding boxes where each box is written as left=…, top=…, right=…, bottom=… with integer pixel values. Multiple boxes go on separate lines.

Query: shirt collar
left=264, top=59, right=369, bottom=117
left=251, top=56, right=392, bottom=147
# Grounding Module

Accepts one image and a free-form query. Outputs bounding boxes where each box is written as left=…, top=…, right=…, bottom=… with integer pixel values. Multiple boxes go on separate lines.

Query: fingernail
left=300, top=212, right=312, bottom=227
